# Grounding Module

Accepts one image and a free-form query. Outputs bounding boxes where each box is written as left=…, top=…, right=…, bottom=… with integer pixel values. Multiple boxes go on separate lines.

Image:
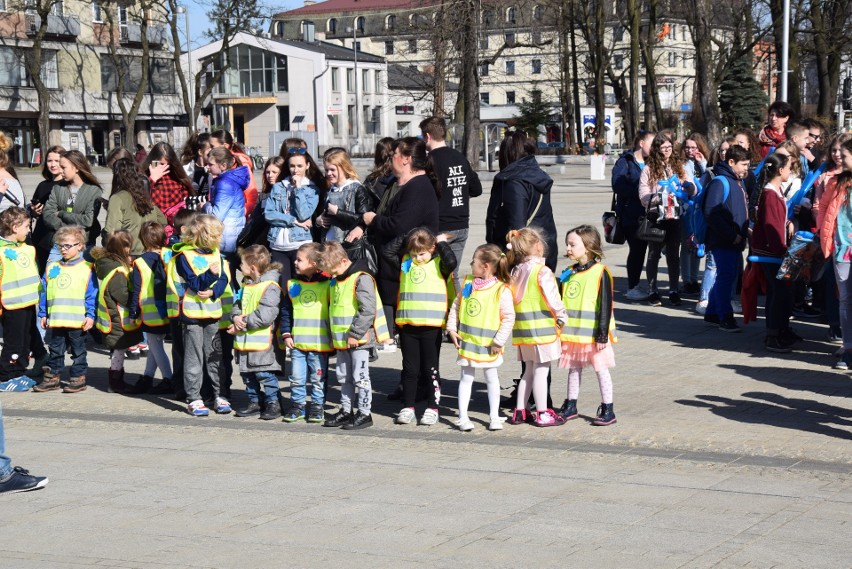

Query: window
left=408, top=39, right=417, bottom=53
left=375, top=71, right=382, bottom=93
left=276, top=21, right=284, bottom=36
left=276, top=55, right=288, bottom=91
left=531, top=59, right=541, bottom=74
left=614, top=53, right=624, bottom=70
left=385, top=14, right=396, bottom=30
left=355, top=16, right=365, bottom=33
left=531, top=89, right=541, bottom=104
left=506, top=6, right=516, bottom=23
left=327, top=18, right=337, bottom=34
left=507, top=91, right=516, bottom=104
left=397, top=121, right=411, bottom=136
left=614, top=25, right=624, bottom=42
left=331, top=67, right=339, bottom=91
left=362, top=69, right=369, bottom=92
left=670, top=24, right=677, bottom=40
left=668, top=52, right=676, bottom=67
left=683, top=52, right=688, bottom=68
left=299, top=20, right=305, bottom=35
left=480, top=92, right=490, bottom=105
left=363, top=105, right=371, bottom=133
left=371, top=106, right=382, bottom=134
left=531, top=30, right=541, bottom=44
left=505, top=32, right=515, bottom=47
left=51, top=1, right=62, bottom=16
left=118, top=5, right=128, bottom=25
left=0, top=48, right=23, bottom=87
left=100, top=55, right=174, bottom=93
left=347, top=105, right=355, bottom=135
left=482, top=8, right=493, bottom=26
left=278, top=106, right=290, bottom=131
left=506, top=60, right=515, bottom=75
left=479, top=63, right=489, bottom=77
left=92, top=1, right=103, bottom=22
left=352, top=40, right=361, bottom=52
left=479, top=35, right=488, bottom=49
left=408, top=14, right=416, bottom=27
left=330, top=114, right=340, bottom=136
left=384, top=41, right=394, bottom=55
left=0, top=0, right=6, bottom=11
left=346, top=68, right=354, bottom=91
left=533, top=5, right=543, bottom=21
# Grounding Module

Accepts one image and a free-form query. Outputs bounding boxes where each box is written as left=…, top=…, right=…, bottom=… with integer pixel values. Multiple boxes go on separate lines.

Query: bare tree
left=806, top=0, right=852, bottom=118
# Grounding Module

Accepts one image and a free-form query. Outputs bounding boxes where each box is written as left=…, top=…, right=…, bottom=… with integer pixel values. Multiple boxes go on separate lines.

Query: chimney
left=303, top=20, right=315, bottom=43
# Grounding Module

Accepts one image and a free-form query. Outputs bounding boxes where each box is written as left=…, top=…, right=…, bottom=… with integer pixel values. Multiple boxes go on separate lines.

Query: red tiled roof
left=275, top=0, right=439, bottom=17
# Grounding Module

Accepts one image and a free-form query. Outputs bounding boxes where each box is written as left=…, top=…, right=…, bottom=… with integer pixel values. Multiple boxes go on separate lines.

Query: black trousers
left=399, top=325, right=442, bottom=408
left=0, top=306, right=46, bottom=381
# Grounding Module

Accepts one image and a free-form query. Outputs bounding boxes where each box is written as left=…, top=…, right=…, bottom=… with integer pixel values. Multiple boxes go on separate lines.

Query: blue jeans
left=443, top=227, right=469, bottom=295
left=242, top=371, right=280, bottom=405
left=707, top=248, right=741, bottom=319
left=0, top=401, right=12, bottom=480
left=47, top=328, right=88, bottom=377
left=700, top=251, right=717, bottom=302
left=289, top=349, right=327, bottom=407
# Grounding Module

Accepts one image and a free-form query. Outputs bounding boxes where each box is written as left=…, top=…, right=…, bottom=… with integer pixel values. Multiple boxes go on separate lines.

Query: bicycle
left=248, top=146, right=266, bottom=170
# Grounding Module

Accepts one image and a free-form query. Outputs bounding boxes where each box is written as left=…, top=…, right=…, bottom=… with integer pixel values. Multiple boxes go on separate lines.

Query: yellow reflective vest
left=329, top=271, right=390, bottom=350
left=233, top=280, right=280, bottom=352
left=96, top=266, right=141, bottom=334
left=512, top=263, right=559, bottom=346
left=396, top=254, right=454, bottom=327
left=133, top=249, right=170, bottom=327
left=45, top=259, right=93, bottom=329
left=560, top=262, right=617, bottom=344
left=282, top=279, right=333, bottom=352
left=0, top=242, right=40, bottom=312
left=458, top=276, right=507, bottom=363
left=165, top=248, right=228, bottom=320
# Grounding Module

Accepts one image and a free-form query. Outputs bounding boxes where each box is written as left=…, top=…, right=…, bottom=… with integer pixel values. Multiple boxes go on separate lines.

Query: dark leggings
left=270, top=249, right=298, bottom=290
left=646, top=220, right=681, bottom=293
left=623, top=224, right=648, bottom=289
left=399, top=325, right=442, bottom=408
left=761, top=262, right=793, bottom=335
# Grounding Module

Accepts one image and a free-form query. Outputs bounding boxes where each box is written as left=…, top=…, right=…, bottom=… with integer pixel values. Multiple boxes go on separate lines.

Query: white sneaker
left=488, top=418, right=505, bottom=431
left=381, top=341, right=398, bottom=354
left=420, top=408, right=439, bottom=426
left=395, top=407, right=416, bottom=424
left=731, top=300, right=743, bottom=314
left=695, top=300, right=708, bottom=315
left=456, top=418, right=474, bottom=431
left=625, top=287, right=649, bottom=301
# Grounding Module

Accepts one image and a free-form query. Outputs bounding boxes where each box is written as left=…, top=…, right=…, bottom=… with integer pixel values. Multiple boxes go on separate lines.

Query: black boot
left=557, top=399, right=578, bottom=420
left=259, top=401, right=281, bottom=420
left=150, top=378, right=174, bottom=395
left=592, top=403, right=616, bottom=426
left=125, top=375, right=153, bottom=395
left=235, top=401, right=261, bottom=417
left=342, top=411, right=373, bottom=430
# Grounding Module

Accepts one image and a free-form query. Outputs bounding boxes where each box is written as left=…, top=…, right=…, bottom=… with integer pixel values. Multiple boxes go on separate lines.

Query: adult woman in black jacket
left=485, top=131, right=558, bottom=271
left=612, top=131, right=654, bottom=299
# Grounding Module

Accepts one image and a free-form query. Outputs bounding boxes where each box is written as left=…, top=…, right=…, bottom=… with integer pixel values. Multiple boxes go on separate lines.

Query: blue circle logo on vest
left=465, top=298, right=482, bottom=317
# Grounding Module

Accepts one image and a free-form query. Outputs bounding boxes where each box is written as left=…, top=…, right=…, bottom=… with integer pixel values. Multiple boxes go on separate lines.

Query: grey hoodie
left=231, top=268, right=282, bottom=372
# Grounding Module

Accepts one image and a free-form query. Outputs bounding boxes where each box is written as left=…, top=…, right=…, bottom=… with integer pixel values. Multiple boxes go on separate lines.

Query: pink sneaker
left=535, top=409, right=566, bottom=427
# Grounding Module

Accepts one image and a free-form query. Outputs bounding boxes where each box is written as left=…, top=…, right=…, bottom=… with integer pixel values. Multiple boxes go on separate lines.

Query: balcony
left=25, top=14, right=80, bottom=40
left=118, top=24, right=169, bottom=47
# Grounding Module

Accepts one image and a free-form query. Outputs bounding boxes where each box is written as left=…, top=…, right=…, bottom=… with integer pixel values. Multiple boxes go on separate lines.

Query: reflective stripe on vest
left=165, top=249, right=225, bottom=319
left=329, top=271, right=390, bottom=349
left=458, top=277, right=507, bottom=363
left=512, top=263, right=558, bottom=345
left=560, top=262, right=617, bottom=344
left=0, top=244, right=39, bottom=310
left=233, top=280, right=280, bottom=352
left=45, top=260, right=92, bottom=328
left=396, top=255, right=451, bottom=327
left=96, top=266, right=141, bottom=334
left=284, top=279, right=332, bottom=352
left=134, top=253, right=169, bottom=327
left=218, top=258, right=234, bottom=330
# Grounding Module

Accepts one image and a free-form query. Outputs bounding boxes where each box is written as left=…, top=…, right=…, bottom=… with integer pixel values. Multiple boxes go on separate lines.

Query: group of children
left=0, top=200, right=618, bottom=430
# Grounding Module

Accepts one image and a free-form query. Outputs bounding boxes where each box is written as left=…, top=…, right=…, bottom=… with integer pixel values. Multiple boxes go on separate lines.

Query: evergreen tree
left=514, top=85, right=552, bottom=137
left=718, top=52, right=768, bottom=131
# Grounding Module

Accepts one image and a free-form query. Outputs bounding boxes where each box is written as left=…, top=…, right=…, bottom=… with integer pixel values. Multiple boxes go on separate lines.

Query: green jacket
left=102, top=191, right=166, bottom=255
left=43, top=182, right=103, bottom=243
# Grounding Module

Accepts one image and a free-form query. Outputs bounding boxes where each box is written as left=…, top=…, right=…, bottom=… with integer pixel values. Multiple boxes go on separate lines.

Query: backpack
left=688, top=176, right=729, bottom=257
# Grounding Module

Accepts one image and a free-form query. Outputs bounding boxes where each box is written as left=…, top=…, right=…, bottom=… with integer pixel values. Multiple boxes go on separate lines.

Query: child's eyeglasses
left=57, top=243, right=80, bottom=250
left=288, top=147, right=307, bottom=155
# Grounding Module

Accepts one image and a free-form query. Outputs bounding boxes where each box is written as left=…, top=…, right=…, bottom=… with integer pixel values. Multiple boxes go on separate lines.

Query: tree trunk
left=686, top=0, right=721, bottom=142
left=459, top=0, right=480, bottom=167
left=626, top=0, right=641, bottom=140
left=569, top=0, right=583, bottom=146
left=640, top=0, right=664, bottom=129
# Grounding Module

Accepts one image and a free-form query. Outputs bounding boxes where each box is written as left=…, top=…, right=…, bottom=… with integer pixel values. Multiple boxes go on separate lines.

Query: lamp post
left=176, top=5, right=194, bottom=130
left=347, top=25, right=359, bottom=152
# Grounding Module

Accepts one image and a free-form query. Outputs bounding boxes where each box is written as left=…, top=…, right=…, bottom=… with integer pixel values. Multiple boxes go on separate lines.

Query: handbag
left=237, top=209, right=270, bottom=249
left=603, top=195, right=626, bottom=245
left=636, top=201, right=666, bottom=243
left=343, top=235, right=378, bottom=275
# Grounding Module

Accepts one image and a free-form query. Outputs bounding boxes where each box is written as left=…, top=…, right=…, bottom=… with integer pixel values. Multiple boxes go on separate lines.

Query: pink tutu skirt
left=557, top=342, right=615, bottom=371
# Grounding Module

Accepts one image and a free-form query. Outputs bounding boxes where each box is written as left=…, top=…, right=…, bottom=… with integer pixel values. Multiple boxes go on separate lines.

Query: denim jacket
left=264, top=177, right=319, bottom=247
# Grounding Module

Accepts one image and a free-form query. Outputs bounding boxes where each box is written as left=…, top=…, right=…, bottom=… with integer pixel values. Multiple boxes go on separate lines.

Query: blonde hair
left=54, top=224, right=86, bottom=245
left=504, top=227, right=546, bottom=268
left=297, top=242, right=323, bottom=267
left=323, top=148, right=359, bottom=182
left=777, top=140, right=802, bottom=177
left=182, top=214, right=223, bottom=250
left=566, top=225, right=604, bottom=262
left=317, top=241, right=348, bottom=273
left=473, top=244, right=511, bottom=283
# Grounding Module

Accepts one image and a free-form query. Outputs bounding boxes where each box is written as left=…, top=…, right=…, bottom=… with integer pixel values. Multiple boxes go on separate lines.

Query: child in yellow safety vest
left=317, top=241, right=390, bottom=430
left=92, top=230, right=144, bottom=394
left=128, top=221, right=174, bottom=396
left=278, top=242, right=332, bottom=424
left=0, top=208, right=48, bottom=389
left=167, top=214, right=233, bottom=417
left=228, top=245, right=283, bottom=420
left=446, top=244, right=515, bottom=432
left=34, top=225, right=97, bottom=394
left=505, top=228, right=568, bottom=427
left=557, top=225, right=617, bottom=426
left=393, top=228, right=456, bottom=427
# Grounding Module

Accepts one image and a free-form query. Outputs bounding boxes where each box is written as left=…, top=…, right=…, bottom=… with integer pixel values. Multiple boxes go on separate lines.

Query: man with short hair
left=802, top=117, right=825, bottom=171
left=420, top=116, right=482, bottom=293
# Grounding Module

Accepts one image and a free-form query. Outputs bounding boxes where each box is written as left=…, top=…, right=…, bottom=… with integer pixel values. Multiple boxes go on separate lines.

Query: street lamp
left=347, top=25, right=359, bottom=152
left=176, top=5, right=194, bottom=130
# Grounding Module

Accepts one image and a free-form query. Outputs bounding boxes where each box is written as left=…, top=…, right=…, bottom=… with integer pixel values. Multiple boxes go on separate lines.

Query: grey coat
left=231, top=268, right=282, bottom=373
left=43, top=182, right=103, bottom=243
left=338, top=258, right=380, bottom=350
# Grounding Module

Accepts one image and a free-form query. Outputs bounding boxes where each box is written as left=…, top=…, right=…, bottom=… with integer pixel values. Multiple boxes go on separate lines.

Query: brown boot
left=32, top=368, right=60, bottom=392
left=63, top=375, right=87, bottom=393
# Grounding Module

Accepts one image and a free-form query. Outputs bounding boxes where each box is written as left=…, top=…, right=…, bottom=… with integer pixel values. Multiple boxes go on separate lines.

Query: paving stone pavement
left=0, top=165, right=850, bottom=567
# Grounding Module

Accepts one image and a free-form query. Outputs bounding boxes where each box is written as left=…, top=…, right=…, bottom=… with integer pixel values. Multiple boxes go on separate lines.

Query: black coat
left=611, top=150, right=646, bottom=228
left=485, top=155, right=558, bottom=270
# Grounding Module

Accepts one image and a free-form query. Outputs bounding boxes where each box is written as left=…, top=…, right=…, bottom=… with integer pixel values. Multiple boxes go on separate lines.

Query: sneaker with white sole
left=188, top=400, right=209, bottom=417
left=456, top=418, right=474, bottom=431
left=214, top=397, right=232, bottom=414
left=420, top=408, right=439, bottom=426
left=731, top=300, right=743, bottom=314
left=395, top=407, right=416, bottom=424
left=488, top=418, right=505, bottom=431
left=625, top=287, right=649, bottom=301
left=694, top=300, right=708, bottom=315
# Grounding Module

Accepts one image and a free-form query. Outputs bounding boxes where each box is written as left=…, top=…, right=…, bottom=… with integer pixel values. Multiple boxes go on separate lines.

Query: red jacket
left=751, top=185, right=788, bottom=258
left=817, top=176, right=846, bottom=259
left=233, top=151, right=258, bottom=217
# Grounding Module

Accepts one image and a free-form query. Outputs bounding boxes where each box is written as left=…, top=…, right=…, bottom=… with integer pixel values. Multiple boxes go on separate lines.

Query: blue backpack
left=689, top=176, right=729, bottom=257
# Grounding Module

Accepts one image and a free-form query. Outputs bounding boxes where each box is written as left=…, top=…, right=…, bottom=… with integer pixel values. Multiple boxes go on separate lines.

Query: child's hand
left=346, top=336, right=359, bottom=348
left=489, top=343, right=502, bottom=356
left=447, top=330, right=461, bottom=349
left=40, top=317, right=47, bottom=329
left=284, top=337, right=294, bottom=349
left=209, top=261, right=220, bottom=275
left=196, top=289, right=213, bottom=299
left=82, top=317, right=94, bottom=331
left=226, top=324, right=236, bottom=335
left=596, top=342, right=607, bottom=351
left=233, top=315, right=247, bottom=330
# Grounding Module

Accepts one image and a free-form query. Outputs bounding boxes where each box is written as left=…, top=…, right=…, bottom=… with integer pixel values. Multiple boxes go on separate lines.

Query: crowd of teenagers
left=613, top=101, right=852, bottom=363
left=0, top=117, right=619, bottom=441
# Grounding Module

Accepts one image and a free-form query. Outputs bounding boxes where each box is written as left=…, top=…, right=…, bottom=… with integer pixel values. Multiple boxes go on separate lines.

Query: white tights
left=143, top=333, right=172, bottom=379
left=457, top=366, right=501, bottom=422
left=567, top=367, right=613, bottom=404
left=516, top=361, right=550, bottom=412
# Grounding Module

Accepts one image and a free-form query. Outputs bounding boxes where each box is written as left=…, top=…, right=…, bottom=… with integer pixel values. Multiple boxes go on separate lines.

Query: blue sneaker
left=188, top=400, right=209, bottom=417
left=214, top=397, right=232, bottom=414
left=282, top=406, right=306, bottom=423
left=0, top=376, right=37, bottom=392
